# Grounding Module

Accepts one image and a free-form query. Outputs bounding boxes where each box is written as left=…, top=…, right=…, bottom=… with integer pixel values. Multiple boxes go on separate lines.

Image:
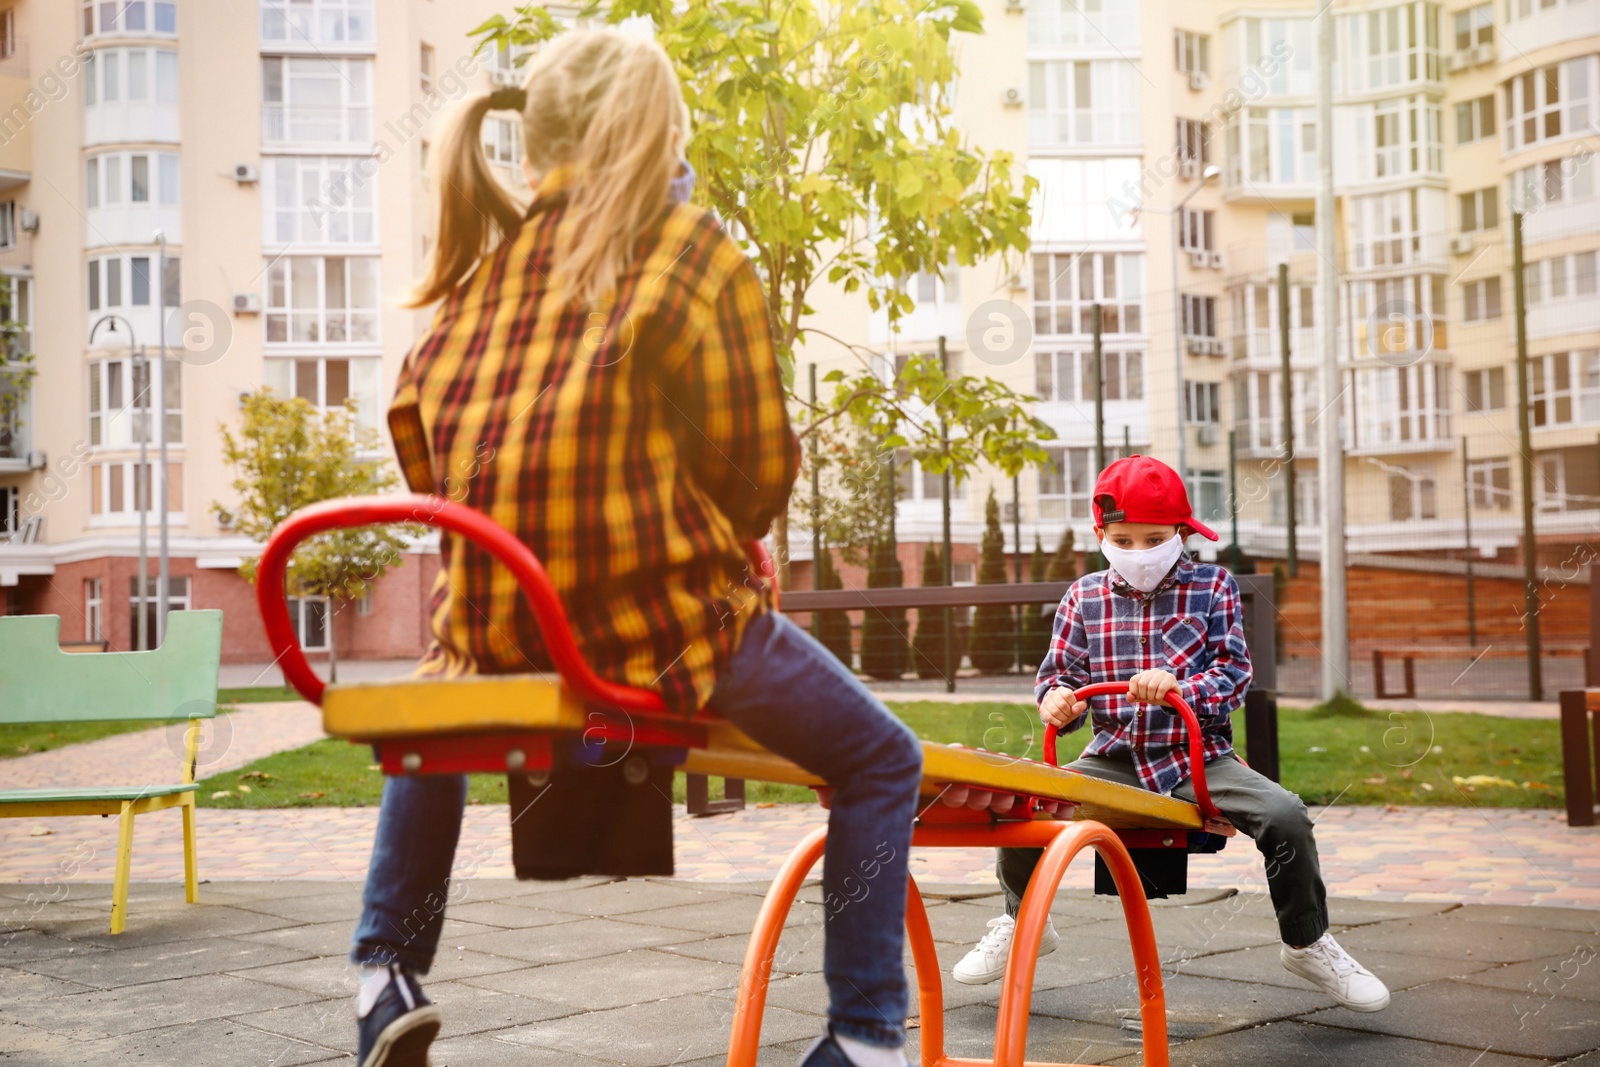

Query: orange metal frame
left=257, top=496, right=1181, bottom=1067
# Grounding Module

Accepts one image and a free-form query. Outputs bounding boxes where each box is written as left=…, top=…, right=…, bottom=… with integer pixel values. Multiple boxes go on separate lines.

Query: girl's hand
left=1128, top=669, right=1180, bottom=705
left=1039, top=687, right=1089, bottom=729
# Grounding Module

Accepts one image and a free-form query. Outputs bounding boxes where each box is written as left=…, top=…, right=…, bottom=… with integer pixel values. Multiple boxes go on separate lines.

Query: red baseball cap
left=1091, top=455, right=1220, bottom=542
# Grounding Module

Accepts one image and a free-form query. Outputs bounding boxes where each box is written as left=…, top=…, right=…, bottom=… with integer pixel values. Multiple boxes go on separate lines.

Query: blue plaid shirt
left=1035, top=558, right=1253, bottom=794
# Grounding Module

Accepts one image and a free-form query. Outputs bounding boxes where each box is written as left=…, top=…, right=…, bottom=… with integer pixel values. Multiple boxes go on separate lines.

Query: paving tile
left=1030, top=971, right=1331, bottom=1039
left=230, top=889, right=370, bottom=924
left=1334, top=915, right=1595, bottom=965
left=1101, top=1019, right=1555, bottom=1066
left=1302, top=978, right=1600, bottom=1060
left=677, top=1036, right=819, bottom=1067
left=1450, top=904, right=1600, bottom=933
left=616, top=894, right=828, bottom=937
left=1173, top=941, right=1499, bottom=993
left=19, top=935, right=312, bottom=988
left=35, top=902, right=300, bottom=948
left=1456, top=949, right=1600, bottom=1002
left=435, top=900, right=587, bottom=930
left=0, top=965, right=97, bottom=1007
left=1070, top=905, right=1287, bottom=962
left=0, top=928, right=106, bottom=966
left=460, top=947, right=744, bottom=1010
left=236, top=916, right=496, bottom=957
left=1325, top=899, right=1461, bottom=926
left=491, top=991, right=823, bottom=1065
left=520, top=879, right=741, bottom=918
left=4, top=971, right=320, bottom=1041
left=429, top=1031, right=624, bottom=1067
left=940, top=1002, right=1141, bottom=1064
left=105, top=1016, right=343, bottom=1065
left=452, top=916, right=713, bottom=965
left=661, top=928, right=826, bottom=974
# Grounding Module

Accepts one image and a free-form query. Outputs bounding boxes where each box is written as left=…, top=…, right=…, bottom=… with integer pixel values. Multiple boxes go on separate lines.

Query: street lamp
left=88, top=313, right=149, bottom=651
left=154, top=230, right=170, bottom=647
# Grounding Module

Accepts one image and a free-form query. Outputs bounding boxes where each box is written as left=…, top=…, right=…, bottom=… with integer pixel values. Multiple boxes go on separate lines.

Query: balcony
left=1229, top=326, right=1319, bottom=369
left=0, top=41, right=32, bottom=186
left=0, top=371, right=31, bottom=473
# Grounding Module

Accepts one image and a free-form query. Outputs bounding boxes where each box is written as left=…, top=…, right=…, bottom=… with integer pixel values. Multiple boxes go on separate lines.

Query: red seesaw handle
left=1042, top=680, right=1221, bottom=824
left=256, top=493, right=777, bottom=709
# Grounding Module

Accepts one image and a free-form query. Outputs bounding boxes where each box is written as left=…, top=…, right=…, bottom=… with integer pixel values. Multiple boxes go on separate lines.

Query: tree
left=476, top=0, right=1048, bottom=583
left=0, top=281, right=35, bottom=461
left=858, top=538, right=908, bottom=680
left=214, top=390, right=414, bottom=682
left=1021, top=535, right=1052, bottom=670
left=968, top=489, right=1015, bottom=674
left=1047, top=525, right=1078, bottom=585
left=911, top=544, right=948, bottom=681
left=802, top=423, right=897, bottom=568
left=811, top=544, right=854, bottom=669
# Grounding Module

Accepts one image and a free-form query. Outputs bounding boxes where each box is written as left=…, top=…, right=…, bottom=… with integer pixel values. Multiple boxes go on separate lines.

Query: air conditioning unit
left=1187, top=337, right=1207, bottom=355
left=1001, top=86, right=1024, bottom=108
left=233, top=163, right=259, bottom=184
left=17, top=208, right=38, bottom=233
left=1179, top=158, right=1199, bottom=181
left=1188, top=70, right=1209, bottom=92
left=215, top=508, right=235, bottom=531
left=1004, top=270, right=1027, bottom=291
left=26, top=449, right=46, bottom=471
left=1450, top=234, right=1475, bottom=255
left=1002, top=501, right=1020, bottom=522
left=1213, top=339, right=1229, bottom=356
left=232, top=292, right=261, bottom=314
left=1470, top=43, right=1495, bottom=66
left=490, top=64, right=520, bottom=86
left=1446, top=51, right=1470, bottom=73
left=1196, top=426, right=1219, bottom=446
left=1005, top=0, right=1026, bottom=11
left=1209, top=250, right=1226, bottom=270
left=1188, top=249, right=1208, bottom=268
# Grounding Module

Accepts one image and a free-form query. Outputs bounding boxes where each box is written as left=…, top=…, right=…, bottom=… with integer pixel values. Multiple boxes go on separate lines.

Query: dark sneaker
left=357, top=964, right=441, bottom=1067
left=798, top=1031, right=856, bottom=1066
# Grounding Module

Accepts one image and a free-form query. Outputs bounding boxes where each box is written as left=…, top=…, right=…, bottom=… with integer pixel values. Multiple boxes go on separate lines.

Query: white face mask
left=1100, top=533, right=1185, bottom=593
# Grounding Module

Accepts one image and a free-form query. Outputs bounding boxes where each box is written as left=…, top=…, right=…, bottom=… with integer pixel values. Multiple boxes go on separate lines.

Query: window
left=1524, top=252, right=1600, bottom=304
left=286, top=596, right=330, bottom=651
left=1034, top=349, right=1143, bottom=401
left=1350, top=189, right=1430, bottom=270
left=260, top=0, right=374, bottom=45
left=489, top=39, right=529, bottom=85
left=1370, top=96, right=1442, bottom=177
left=93, top=461, right=182, bottom=518
left=1039, top=446, right=1093, bottom=520
left=1455, top=94, right=1495, bottom=144
left=86, top=151, right=181, bottom=209
left=1027, top=0, right=1139, bottom=49
left=1353, top=274, right=1447, bottom=358
left=356, top=592, right=374, bottom=616
left=1457, top=187, right=1498, bottom=233
left=1467, top=458, right=1512, bottom=509
left=1351, top=362, right=1452, bottom=445
left=1528, top=350, right=1600, bottom=427
left=1460, top=277, right=1503, bottom=323
left=1187, top=470, right=1226, bottom=527
left=263, top=157, right=376, bottom=245
left=129, top=576, right=190, bottom=651
left=1509, top=156, right=1599, bottom=212
left=1227, top=107, right=1318, bottom=186
left=1504, top=57, right=1598, bottom=153
left=1536, top=453, right=1565, bottom=512
left=264, top=256, right=380, bottom=344
left=89, top=358, right=182, bottom=447
left=1178, top=208, right=1214, bottom=252
left=1453, top=4, right=1493, bottom=51
left=263, top=356, right=382, bottom=431
left=1176, top=118, right=1211, bottom=167
left=85, top=579, right=103, bottom=642
left=0, top=485, right=16, bottom=534
left=82, top=47, right=180, bottom=108
left=0, top=9, right=13, bottom=59
left=1237, top=17, right=1316, bottom=95
left=1349, top=2, right=1443, bottom=90
left=419, top=43, right=434, bottom=93
left=1174, top=29, right=1209, bottom=74
left=0, top=201, right=12, bottom=251
left=894, top=450, right=967, bottom=503
left=87, top=254, right=180, bottom=312
left=482, top=117, right=523, bottom=168
left=1027, top=60, right=1140, bottom=146
left=1388, top=468, right=1438, bottom=521
left=1464, top=367, right=1506, bottom=410
left=1185, top=381, right=1222, bottom=424
left=261, top=57, right=374, bottom=144
left=83, top=1, right=177, bottom=36
left=1181, top=294, right=1218, bottom=338
left=1032, top=252, right=1145, bottom=336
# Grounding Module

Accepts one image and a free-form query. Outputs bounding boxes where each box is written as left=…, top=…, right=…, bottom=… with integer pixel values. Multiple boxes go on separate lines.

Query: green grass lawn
left=0, top=685, right=313, bottom=759
left=195, top=698, right=1565, bottom=811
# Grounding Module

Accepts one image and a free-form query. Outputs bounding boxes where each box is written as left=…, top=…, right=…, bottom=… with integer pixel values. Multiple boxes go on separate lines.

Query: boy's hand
left=1128, top=669, right=1180, bottom=705
left=1039, top=687, right=1089, bottom=730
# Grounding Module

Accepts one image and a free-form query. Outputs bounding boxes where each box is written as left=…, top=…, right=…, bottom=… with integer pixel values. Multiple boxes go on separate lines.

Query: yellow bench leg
left=110, top=800, right=136, bottom=935
left=181, top=795, right=199, bottom=904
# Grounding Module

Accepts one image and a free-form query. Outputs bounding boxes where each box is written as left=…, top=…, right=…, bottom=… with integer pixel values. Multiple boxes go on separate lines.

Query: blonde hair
left=407, top=29, right=689, bottom=309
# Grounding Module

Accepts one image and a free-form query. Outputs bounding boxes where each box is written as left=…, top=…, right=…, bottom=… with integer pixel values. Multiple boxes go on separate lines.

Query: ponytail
left=404, top=92, right=527, bottom=308
left=405, top=29, right=690, bottom=310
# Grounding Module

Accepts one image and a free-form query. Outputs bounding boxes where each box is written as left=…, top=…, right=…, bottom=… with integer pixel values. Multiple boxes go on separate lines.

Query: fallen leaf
left=236, top=784, right=252, bottom=794
left=1362, top=775, right=1387, bottom=786
left=298, top=791, right=325, bottom=800
left=1419, top=782, right=1433, bottom=791
left=1384, top=803, right=1402, bottom=813
left=757, top=802, right=777, bottom=809
left=367, top=764, right=382, bottom=772
left=15, top=744, right=30, bottom=754
left=28, top=826, right=52, bottom=837
left=1400, top=768, right=1413, bottom=779
left=211, top=790, right=234, bottom=799
left=1452, top=774, right=1518, bottom=789
left=1307, top=746, right=1327, bottom=753
left=239, top=771, right=274, bottom=781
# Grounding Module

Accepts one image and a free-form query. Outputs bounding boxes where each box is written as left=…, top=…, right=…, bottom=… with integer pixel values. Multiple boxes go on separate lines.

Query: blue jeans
left=352, top=610, right=923, bottom=1049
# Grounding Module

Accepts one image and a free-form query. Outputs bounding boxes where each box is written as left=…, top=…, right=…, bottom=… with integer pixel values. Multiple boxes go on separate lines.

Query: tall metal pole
left=154, top=232, right=170, bottom=646
left=1315, top=3, right=1348, bottom=699
left=1512, top=212, right=1543, bottom=701
left=938, top=336, right=954, bottom=693
left=809, top=362, right=821, bottom=636
left=1172, top=213, right=1186, bottom=482
left=1092, top=303, right=1105, bottom=475
left=136, top=345, right=149, bottom=652
left=1012, top=472, right=1022, bottom=584
left=1228, top=428, right=1241, bottom=572
left=1278, top=262, right=1298, bottom=578
left=1461, top=440, right=1477, bottom=649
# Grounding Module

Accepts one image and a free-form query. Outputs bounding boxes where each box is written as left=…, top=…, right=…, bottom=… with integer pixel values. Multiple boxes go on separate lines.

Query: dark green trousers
left=997, top=752, right=1329, bottom=947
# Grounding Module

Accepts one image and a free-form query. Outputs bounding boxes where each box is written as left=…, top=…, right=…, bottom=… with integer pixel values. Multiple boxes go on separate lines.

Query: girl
left=349, top=28, right=923, bottom=1067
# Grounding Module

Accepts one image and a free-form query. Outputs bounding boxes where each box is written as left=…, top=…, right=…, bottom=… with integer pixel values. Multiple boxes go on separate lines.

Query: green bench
left=0, top=610, right=223, bottom=933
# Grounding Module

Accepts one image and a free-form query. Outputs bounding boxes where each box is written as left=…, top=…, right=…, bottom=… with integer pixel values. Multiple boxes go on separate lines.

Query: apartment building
left=0, top=0, right=520, bottom=659
left=795, top=0, right=1600, bottom=577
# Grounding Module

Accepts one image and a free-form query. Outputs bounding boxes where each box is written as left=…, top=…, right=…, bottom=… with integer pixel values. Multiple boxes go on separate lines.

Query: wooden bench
left=1559, top=688, right=1600, bottom=827
left=1372, top=643, right=1591, bottom=699
left=60, top=640, right=109, bottom=654
left=0, top=610, right=223, bottom=933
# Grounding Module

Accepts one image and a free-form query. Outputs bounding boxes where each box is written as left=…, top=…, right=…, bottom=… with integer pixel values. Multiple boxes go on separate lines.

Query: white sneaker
left=951, top=914, right=1059, bottom=986
left=1280, top=933, right=1391, bottom=1011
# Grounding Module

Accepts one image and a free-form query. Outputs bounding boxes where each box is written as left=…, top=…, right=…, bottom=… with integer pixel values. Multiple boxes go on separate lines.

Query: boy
left=951, top=455, right=1389, bottom=1013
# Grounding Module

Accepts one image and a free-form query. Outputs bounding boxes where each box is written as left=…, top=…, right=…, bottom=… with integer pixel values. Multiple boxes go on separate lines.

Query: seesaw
left=257, top=495, right=1235, bottom=1067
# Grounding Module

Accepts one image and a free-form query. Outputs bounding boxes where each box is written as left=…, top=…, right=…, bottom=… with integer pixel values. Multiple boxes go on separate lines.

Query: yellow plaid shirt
left=389, top=167, right=800, bottom=714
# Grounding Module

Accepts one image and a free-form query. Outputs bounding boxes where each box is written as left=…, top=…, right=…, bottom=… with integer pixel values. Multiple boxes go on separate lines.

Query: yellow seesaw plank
left=323, top=675, right=1202, bottom=831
